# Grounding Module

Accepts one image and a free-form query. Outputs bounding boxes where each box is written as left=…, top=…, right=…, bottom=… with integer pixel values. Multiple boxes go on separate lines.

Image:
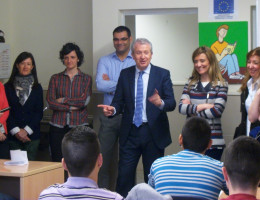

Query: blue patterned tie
left=134, top=71, right=144, bottom=127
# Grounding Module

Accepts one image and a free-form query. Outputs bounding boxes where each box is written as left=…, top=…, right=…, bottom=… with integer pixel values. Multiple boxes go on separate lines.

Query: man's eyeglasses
left=113, top=37, right=129, bottom=42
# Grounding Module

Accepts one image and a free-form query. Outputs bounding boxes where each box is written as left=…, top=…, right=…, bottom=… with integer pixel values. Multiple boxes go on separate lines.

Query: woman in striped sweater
left=179, top=46, right=228, bottom=160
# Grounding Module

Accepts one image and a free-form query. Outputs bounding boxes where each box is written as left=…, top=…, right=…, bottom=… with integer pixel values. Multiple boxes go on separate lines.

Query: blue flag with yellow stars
left=214, top=0, right=234, bottom=14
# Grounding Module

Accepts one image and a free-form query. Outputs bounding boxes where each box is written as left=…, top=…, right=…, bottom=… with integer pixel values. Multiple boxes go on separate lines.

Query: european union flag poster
left=214, top=0, right=234, bottom=14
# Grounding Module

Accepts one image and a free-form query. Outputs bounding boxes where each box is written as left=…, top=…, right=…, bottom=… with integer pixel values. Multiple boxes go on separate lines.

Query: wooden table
left=0, top=160, right=64, bottom=200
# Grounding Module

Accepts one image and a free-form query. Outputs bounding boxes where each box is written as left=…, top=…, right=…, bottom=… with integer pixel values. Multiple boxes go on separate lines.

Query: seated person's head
left=0, top=30, right=5, bottom=43
left=62, top=126, right=102, bottom=177
left=180, top=117, right=212, bottom=153
left=223, top=136, right=260, bottom=192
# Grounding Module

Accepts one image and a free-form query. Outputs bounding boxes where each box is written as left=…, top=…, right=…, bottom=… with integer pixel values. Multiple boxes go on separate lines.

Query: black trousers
left=116, top=124, right=164, bottom=197
left=49, top=125, right=71, bottom=162
left=0, top=139, right=10, bottom=159
left=205, top=147, right=224, bottom=161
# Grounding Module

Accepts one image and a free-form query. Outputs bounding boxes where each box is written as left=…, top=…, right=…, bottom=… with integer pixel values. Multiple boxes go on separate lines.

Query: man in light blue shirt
left=96, top=26, right=135, bottom=190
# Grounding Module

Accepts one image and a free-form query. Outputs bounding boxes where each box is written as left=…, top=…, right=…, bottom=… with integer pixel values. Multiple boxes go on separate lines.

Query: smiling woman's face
left=193, top=53, right=210, bottom=77
left=247, top=55, right=260, bottom=80
left=16, top=58, right=34, bottom=76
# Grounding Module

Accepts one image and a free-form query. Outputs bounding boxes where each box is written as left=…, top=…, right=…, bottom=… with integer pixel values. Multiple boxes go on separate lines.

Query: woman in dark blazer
left=5, top=52, right=43, bottom=160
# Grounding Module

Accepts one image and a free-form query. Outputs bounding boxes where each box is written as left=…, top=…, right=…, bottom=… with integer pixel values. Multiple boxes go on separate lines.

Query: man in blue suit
left=98, top=38, right=176, bottom=197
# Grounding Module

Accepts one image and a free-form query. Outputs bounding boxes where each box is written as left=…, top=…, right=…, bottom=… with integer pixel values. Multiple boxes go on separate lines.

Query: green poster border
left=199, top=21, right=248, bottom=67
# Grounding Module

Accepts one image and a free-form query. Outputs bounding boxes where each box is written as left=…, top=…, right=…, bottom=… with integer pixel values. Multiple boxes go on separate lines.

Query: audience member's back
left=221, top=136, right=260, bottom=200
left=148, top=117, right=228, bottom=200
left=38, top=126, right=123, bottom=200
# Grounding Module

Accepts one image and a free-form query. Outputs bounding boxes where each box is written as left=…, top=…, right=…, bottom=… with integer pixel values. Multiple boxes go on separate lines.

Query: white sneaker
left=229, top=74, right=242, bottom=79
left=238, top=74, right=244, bottom=79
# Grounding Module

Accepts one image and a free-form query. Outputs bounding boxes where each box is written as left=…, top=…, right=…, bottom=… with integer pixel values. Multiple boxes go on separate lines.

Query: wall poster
left=0, top=43, right=11, bottom=79
left=199, top=21, right=248, bottom=84
left=209, top=0, right=237, bottom=20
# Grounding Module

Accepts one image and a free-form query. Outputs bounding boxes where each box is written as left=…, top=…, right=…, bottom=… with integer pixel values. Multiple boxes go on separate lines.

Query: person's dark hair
left=62, top=126, right=100, bottom=177
left=59, top=42, right=84, bottom=67
left=113, top=26, right=131, bottom=37
left=223, top=136, right=260, bottom=190
left=181, top=117, right=211, bottom=153
left=0, top=30, right=5, bottom=43
left=6, top=52, right=39, bottom=88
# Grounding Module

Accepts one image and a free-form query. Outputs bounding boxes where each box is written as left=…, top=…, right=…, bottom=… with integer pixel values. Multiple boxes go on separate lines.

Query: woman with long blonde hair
left=179, top=46, right=228, bottom=160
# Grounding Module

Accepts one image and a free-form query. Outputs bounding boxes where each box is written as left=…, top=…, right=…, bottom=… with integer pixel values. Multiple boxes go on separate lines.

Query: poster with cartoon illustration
left=199, top=21, right=248, bottom=84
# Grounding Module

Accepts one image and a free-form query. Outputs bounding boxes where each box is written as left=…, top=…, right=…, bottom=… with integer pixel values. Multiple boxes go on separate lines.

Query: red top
left=0, top=82, right=9, bottom=134
left=221, top=193, right=259, bottom=200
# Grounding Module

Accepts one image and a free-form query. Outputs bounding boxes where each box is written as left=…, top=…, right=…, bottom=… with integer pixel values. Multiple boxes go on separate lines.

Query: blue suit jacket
left=111, top=64, right=176, bottom=149
left=5, top=83, right=43, bottom=140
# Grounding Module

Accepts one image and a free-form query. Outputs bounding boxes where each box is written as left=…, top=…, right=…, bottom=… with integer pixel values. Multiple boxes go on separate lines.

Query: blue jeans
left=220, top=54, right=239, bottom=76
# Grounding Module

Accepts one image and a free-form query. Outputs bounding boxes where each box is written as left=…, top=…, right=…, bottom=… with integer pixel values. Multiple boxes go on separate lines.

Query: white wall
left=0, top=0, right=93, bottom=89
left=135, top=14, right=198, bottom=84
left=257, top=0, right=260, bottom=46
left=93, top=0, right=199, bottom=83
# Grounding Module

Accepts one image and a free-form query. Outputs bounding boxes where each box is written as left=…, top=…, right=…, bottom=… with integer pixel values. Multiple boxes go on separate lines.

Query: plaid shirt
left=46, top=69, right=92, bottom=127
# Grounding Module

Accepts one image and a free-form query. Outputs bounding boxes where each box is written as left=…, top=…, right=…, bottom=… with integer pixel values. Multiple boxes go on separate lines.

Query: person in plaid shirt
left=46, top=43, right=92, bottom=162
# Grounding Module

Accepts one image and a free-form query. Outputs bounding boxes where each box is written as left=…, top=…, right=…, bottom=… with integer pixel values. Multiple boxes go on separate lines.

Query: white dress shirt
left=245, top=78, right=260, bottom=135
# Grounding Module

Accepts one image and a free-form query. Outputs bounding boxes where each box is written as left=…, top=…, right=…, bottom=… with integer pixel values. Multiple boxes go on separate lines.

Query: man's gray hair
left=131, top=38, right=153, bottom=54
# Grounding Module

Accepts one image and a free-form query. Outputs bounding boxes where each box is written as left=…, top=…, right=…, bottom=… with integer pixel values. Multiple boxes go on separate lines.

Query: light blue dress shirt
left=134, top=65, right=151, bottom=122
left=96, top=51, right=135, bottom=105
left=39, top=177, right=123, bottom=200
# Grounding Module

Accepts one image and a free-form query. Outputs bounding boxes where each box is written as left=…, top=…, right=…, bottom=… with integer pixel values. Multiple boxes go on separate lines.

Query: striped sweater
left=179, top=80, right=228, bottom=147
